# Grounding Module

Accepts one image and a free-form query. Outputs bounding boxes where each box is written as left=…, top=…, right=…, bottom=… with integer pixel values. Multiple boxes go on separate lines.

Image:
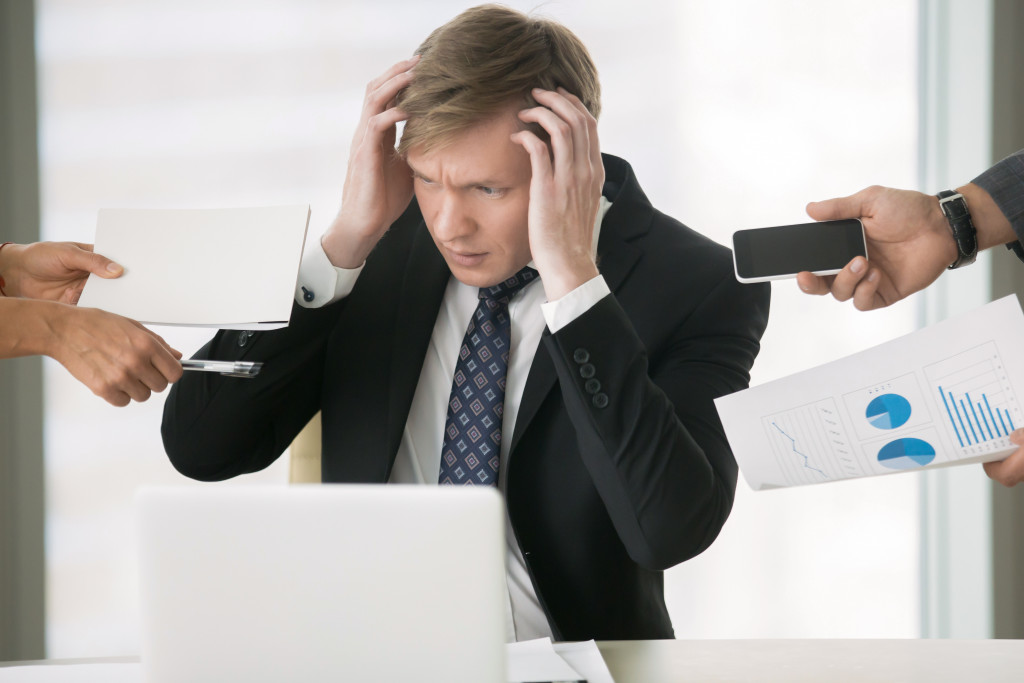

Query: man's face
left=406, top=110, right=533, bottom=289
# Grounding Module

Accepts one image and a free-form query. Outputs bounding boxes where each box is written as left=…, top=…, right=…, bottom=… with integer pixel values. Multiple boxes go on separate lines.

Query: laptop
left=137, top=484, right=507, bottom=683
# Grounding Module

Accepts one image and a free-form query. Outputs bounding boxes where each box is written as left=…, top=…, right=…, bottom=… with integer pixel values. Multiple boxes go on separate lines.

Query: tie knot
left=479, top=266, right=539, bottom=305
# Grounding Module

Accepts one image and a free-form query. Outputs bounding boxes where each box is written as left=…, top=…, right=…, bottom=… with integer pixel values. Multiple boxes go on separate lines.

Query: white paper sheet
left=506, top=638, right=586, bottom=682
left=716, top=295, right=1024, bottom=490
left=552, top=641, right=616, bottom=683
left=0, top=662, right=141, bottom=682
left=2, top=641, right=615, bottom=683
left=78, top=205, right=310, bottom=329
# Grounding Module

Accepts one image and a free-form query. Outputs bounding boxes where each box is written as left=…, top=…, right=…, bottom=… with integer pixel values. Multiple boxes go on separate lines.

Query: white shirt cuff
left=294, top=235, right=363, bottom=308
left=540, top=275, right=611, bottom=333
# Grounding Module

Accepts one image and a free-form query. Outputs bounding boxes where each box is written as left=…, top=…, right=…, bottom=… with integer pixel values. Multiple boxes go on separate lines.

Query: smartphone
left=731, top=218, right=866, bottom=283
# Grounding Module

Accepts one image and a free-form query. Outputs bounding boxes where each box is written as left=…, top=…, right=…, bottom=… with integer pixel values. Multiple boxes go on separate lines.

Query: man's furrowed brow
left=408, top=161, right=512, bottom=188
left=406, top=160, right=429, bottom=179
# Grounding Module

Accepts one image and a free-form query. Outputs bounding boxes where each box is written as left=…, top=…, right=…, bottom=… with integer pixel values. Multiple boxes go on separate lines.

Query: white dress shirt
left=295, top=198, right=612, bottom=641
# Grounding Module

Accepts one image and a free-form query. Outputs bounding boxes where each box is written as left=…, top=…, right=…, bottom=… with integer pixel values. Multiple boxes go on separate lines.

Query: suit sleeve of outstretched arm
left=161, top=301, right=342, bottom=481
left=544, top=271, right=770, bottom=570
left=973, top=148, right=1024, bottom=258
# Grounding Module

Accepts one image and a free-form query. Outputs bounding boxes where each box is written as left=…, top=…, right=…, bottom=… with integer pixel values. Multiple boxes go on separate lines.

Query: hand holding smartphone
left=732, top=218, right=867, bottom=283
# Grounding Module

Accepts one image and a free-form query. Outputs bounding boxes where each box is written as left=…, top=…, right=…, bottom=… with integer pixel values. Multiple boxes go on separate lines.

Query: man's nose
left=432, top=192, right=473, bottom=241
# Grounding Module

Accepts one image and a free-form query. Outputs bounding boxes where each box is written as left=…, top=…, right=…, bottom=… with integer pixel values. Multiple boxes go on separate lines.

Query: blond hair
left=397, top=4, right=601, bottom=154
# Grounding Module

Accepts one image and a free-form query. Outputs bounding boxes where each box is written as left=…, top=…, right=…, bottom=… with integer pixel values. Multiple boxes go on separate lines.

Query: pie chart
left=877, top=438, right=936, bottom=470
left=866, top=393, right=912, bottom=430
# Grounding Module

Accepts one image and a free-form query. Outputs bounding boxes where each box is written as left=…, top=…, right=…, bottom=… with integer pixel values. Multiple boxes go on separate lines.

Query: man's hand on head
left=511, top=87, right=604, bottom=302
left=321, top=56, right=419, bottom=269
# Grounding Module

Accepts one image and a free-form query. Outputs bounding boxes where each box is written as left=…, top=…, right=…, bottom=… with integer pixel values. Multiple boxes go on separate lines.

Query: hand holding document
left=78, top=206, right=310, bottom=330
left=716, top=296, right=1024, bottom=490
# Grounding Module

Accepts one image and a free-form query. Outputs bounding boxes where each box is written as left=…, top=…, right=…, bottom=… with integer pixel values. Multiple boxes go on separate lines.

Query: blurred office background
left=3, top=0, right=1024, bottom=660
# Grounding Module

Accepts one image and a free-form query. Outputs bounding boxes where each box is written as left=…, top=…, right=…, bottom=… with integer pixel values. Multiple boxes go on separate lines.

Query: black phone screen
left=733, top=219, right=866, bottom=279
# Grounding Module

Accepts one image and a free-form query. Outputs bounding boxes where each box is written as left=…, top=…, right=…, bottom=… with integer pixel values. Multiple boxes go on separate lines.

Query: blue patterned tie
left=439, top=266, right=540, bottom=486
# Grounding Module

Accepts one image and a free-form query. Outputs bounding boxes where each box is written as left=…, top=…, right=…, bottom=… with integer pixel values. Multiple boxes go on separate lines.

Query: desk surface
left=4, top=639, right=1024, bottom=682
left=597, top=639, right=1024, bottom=682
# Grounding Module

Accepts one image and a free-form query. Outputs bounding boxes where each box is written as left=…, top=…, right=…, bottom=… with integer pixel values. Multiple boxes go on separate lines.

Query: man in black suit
left=162, top=4, right=770, bottom=641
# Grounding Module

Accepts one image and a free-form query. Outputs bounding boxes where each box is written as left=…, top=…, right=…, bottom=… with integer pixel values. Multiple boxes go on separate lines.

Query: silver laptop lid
left=137, top=485, right=506, bottom=683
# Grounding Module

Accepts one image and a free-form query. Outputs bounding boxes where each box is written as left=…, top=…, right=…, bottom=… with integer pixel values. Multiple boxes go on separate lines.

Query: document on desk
left=78, top=205, right=310, bottom=330
left=0, top=662, right=141, bottom=682
left=715, top=295, right=1024, bottom=490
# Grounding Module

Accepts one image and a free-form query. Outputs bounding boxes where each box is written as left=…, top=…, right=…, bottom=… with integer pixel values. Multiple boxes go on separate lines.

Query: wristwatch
left=937, top=190, right=978, bottom=269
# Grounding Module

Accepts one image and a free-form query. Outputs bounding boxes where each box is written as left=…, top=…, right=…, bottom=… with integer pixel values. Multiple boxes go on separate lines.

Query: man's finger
left=510, top=130, right=553, bottom=186
left=534, top=88, right=590, bottom=170
left=826, top=256, right=870, bottom=302
left=100, top=389, right=132, bottom=408
left=364, top=55, right=419, bottom=98
left=518, top=106, right=574, bottom=171
left=796, top=271, right=832, bottom=295
left=984, top=458, right=1024, bottom=487
left=806, top=189, right=871, bottom=222
left=151, top=344, right=185, bottom=383
left=63, top=284, right=85, bottom=305
left=66, top=247, right=123, bottom=279
left=983, top=430, right=1024, bottom=486
left=851, top=268, right=884, bottom=311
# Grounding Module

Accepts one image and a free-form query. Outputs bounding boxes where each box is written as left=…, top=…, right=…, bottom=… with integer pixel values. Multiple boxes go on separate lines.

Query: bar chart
left=924, top=341, right=1020, bottom=453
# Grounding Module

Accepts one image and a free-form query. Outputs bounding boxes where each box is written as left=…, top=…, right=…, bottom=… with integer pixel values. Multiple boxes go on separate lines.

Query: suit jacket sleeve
left=544, top=268, right=769, bottom=571
left=973, top=148, right=1024, bottom=262
left=161, top=300, right=342, bottom=481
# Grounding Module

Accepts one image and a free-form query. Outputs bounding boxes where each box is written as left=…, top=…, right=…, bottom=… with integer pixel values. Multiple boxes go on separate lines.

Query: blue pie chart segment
left=877, top=438, right=936, bottom=470
left=866, top=393, right=912, bottom=430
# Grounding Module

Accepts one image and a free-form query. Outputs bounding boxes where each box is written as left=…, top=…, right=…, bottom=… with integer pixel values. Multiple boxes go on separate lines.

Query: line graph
left=761, top=398, right=862, bottom=485
left=769, top=422, right=827, bottom=478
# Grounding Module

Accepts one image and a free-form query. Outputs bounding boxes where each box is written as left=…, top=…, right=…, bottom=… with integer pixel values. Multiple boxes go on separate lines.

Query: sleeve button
left=573, top=348, right=590, bottom=364
left=585, top=378, right=601, bottom=395
left=593, top=393, right=609, bottom=409
left=579, top=363, right=596, bottom=379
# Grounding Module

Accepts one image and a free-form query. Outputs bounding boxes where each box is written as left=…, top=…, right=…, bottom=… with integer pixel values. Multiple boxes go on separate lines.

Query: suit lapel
left=386, top=222, right=450, bottom=457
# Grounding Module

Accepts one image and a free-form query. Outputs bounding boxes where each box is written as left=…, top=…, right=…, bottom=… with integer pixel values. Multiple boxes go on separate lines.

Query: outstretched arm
left=796, top=150, right=1024, bottom=487
left=0, top=240, right=181, bottom=405
left=0, top=297, right=182, bottom=406
left=795, top=183, right=1015, bottom=310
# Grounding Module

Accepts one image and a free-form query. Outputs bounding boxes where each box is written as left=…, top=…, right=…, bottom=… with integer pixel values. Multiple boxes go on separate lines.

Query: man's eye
left=416, top=176, right=434, bottom=186
left=478, top=186, right=504, bottom=197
